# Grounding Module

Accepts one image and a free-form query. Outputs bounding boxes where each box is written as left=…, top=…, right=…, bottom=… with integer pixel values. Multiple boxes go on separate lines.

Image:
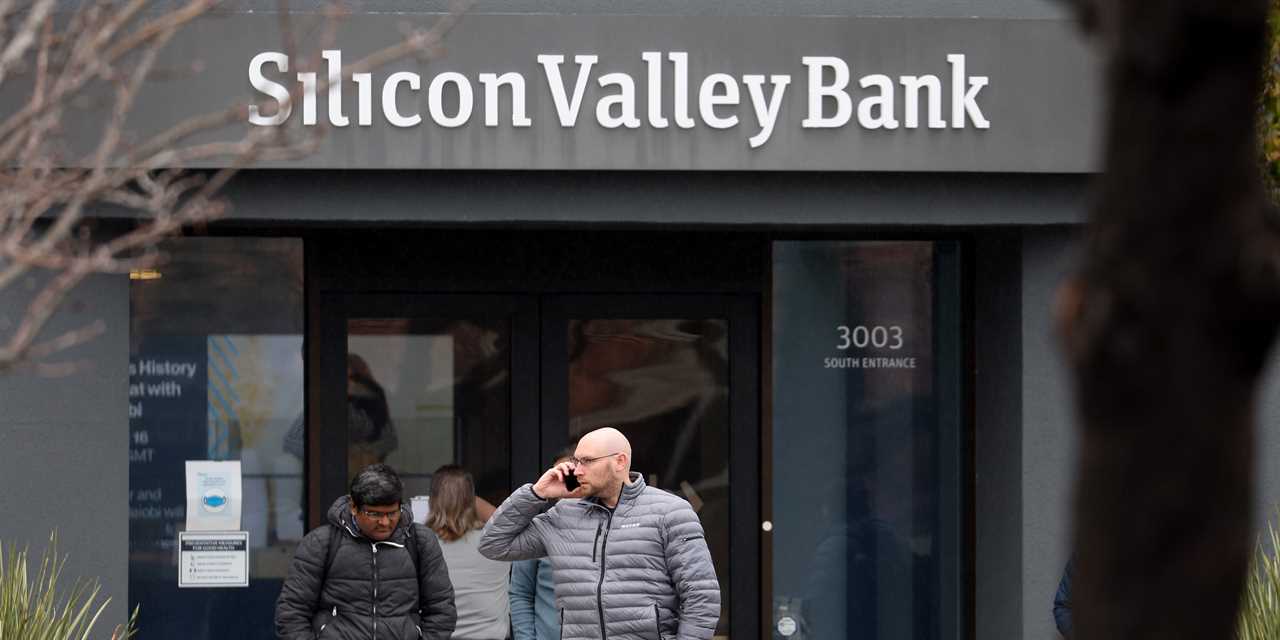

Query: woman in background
left=427, top=465, right=511, bottom=640
left=347, top=353, right=398, bottom=474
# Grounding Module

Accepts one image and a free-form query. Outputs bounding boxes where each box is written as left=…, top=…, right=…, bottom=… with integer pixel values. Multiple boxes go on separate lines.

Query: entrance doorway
left=306, top=231, right=763, bottom=639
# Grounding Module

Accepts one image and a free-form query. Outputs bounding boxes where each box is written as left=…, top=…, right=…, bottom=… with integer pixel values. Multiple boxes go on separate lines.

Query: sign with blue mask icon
left=185, top=460, right=243, bottom=531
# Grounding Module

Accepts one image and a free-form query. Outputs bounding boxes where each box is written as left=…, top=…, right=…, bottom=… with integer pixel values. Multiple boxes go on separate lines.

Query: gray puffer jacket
left=275, top=496, right=457, bottom=640
left=479, top=473, right=720, bottom=640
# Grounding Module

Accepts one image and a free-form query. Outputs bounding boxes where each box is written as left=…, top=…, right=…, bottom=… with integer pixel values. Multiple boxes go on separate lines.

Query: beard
left=582, top=475, right=619, bottom=499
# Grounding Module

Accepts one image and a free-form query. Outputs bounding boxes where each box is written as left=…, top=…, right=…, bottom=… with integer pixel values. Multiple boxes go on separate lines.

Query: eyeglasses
left=568, top=452, right=621, bottom=467
left=358, top=508, right=401, bottom=522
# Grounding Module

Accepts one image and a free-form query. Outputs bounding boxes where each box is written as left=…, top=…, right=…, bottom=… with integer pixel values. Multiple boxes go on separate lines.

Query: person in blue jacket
left=508, top=449, right=572, bottom=640
left=509, top=557, right=557, bottom=640
left=1054, top=555, right=1074, bottom=637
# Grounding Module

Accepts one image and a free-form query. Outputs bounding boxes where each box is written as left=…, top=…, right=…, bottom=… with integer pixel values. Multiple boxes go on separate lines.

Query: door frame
left=309, top=292, right=539, bottom=527
left=307, top=281, right=760, bottom=640
left=540, top=294, right=761, bottom=640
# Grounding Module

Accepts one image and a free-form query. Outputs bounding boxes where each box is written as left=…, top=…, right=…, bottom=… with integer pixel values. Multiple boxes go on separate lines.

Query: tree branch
left=0, top=0, right=471, bottom=371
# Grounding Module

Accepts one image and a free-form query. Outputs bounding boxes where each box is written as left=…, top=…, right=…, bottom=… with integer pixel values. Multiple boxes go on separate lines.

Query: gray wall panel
left=0, top=272, right=129, bottom=634
left=1019, top=228, right=1078, bottom=640
left=210, top=171, right=1090, bottom=226
left=1254, top=328, right=1280, bottom=537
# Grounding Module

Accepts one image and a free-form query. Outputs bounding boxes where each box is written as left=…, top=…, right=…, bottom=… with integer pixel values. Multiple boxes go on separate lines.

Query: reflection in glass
left=128, top=238, right=303, bottom=640
left=347, top=318, right=511, bottom=506
left=566, top=318, right=731, bottom=636
left=771, top=241, right=961, bottom=640
left=343, top=350, right=401, bottom=477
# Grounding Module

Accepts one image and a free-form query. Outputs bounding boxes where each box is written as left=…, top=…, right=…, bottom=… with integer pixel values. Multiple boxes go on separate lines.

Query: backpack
left=318, top=521, right=423, bottom=605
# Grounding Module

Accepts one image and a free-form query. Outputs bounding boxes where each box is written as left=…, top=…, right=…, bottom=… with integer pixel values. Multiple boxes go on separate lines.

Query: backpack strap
left=407, top=522, right=424, bottom=613
left=408, top=522, right=421, bottom=575
left=317, top=523, right=342, bottom=609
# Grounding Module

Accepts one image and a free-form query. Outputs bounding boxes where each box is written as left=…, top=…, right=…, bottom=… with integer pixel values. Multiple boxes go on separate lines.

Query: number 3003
left=836, top=325, right=903, bottom=350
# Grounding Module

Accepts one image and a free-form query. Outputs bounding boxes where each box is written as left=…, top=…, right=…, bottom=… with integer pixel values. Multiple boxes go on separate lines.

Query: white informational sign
left=178, top=531, right=250, bottom=588
left=410, top=496, right=430, bottom=525
left=185, top=460, right=242, bottom=531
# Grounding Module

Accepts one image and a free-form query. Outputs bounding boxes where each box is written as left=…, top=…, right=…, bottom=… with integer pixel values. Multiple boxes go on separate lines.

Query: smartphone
left=564, top=472, right=580, bottom=491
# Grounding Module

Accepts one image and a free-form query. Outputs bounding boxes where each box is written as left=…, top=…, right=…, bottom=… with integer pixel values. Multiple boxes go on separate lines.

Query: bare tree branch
left=0, top=0, right=470, bottom=372
left=0, top=0, right=55, bottom=84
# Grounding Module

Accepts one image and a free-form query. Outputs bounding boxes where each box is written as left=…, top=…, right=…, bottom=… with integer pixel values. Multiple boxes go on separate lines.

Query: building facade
left=8, top=3, right=1280, bottom=640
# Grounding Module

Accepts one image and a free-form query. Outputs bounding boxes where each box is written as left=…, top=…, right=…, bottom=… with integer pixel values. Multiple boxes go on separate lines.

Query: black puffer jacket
left=275, top=496, right=457, bottom=640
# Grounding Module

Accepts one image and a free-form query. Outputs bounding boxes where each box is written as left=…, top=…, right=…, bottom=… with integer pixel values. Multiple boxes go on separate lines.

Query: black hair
left=350, top=463, right=403, bottom=507
left=348, top=368, right=392, bottom=443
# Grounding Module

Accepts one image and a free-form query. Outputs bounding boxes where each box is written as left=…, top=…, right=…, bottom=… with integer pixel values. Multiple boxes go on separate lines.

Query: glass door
left=768, top=241, right=965, bottom=640
left=312, top=291, right=761, bottom=640
left=540, top=295, right=760, bottom=640
left=312, top=294, right=539, bottom=526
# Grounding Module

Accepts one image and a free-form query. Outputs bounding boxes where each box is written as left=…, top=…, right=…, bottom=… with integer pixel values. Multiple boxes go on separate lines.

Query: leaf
left=0, top=531, right=136, bottom=640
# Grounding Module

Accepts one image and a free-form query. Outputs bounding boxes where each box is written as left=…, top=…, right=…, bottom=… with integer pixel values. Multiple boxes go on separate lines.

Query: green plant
left=1260, top=0, right=1280, bottom=201
left=1238, top=517, right=1280, bottom=640
left=0, top=533, right=137, bottom=640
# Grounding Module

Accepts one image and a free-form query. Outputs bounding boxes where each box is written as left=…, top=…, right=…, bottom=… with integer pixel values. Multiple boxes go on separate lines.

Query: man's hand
left=532, top=462, right=585, bottom=500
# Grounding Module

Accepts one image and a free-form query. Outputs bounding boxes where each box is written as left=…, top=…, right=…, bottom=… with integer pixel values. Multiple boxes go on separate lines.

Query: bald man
left=479, top=427, right=721, bottom=640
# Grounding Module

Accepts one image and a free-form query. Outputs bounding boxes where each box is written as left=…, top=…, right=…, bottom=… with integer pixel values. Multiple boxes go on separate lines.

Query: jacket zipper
left=372, top=544, right=380, bottom=640
left=319, top=605, right=338, bottom=637
left=592, top=522, right=602, bottom=563
left=653, top=604, right=660, bottom=640
left=597, top=510, right=613, bottom=640
left=559, top=608, right=565, bottom=640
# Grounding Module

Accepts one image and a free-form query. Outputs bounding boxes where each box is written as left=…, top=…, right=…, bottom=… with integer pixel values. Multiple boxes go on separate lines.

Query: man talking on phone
left=479, top=427, right=720, bottom=640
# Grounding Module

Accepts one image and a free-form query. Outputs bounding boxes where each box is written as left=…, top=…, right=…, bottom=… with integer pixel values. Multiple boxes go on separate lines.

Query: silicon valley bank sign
left=59, top=14, right=1097, bottom=171
left=248, top=51, right=991, bottom=149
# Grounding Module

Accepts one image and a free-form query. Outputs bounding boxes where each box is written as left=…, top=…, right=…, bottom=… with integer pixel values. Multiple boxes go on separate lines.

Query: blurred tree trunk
left=1061, top=1, right=1280, bottom=638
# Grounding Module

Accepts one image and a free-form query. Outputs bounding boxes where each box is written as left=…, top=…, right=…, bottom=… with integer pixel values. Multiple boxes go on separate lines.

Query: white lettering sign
left=247, top=50, right=991, bottom=147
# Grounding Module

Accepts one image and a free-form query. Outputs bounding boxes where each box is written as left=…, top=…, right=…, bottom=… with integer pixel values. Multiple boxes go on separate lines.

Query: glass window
left=346, top=317, right=512, bottom=506
left=770, top=241, right=964, bottom=640
left=129, top=238, right=303, bottom=639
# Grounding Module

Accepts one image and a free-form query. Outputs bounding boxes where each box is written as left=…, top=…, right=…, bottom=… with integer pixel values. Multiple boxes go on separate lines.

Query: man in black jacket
left=275, top=464, right=456, bottom=640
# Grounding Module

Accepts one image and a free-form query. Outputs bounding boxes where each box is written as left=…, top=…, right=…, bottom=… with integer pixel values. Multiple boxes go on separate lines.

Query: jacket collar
left=583, top=472, right=646, bottom=514
left=326, top=495, right=415, bottom=543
